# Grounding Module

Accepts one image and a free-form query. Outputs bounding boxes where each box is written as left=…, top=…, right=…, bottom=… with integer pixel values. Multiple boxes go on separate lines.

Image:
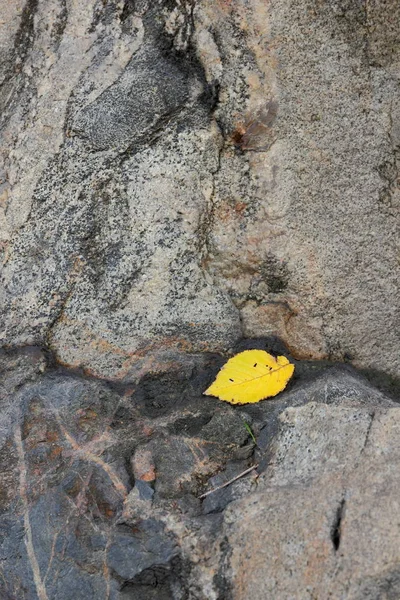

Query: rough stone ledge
left=0, top=342, right=398, bottom=599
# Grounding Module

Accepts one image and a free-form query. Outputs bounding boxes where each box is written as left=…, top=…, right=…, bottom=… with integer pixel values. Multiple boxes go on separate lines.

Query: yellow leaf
left=204, top=349, right=294, bottom=404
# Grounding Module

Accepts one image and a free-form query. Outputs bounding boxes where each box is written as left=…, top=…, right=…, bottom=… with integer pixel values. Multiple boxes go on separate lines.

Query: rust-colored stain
left=46, top=429, right=59, bottom=443
left=213, top=200, right=247, bottom=224
left=139, top=470, right=156, bottom=482
left=50, top=445, right=62, bottom=459
left=217, top=0, right=233, bottom=9
left=77, top=408, right=98, bottom=431
left=123, top=387, right=135, bottom=397
left=232, top=100, right=278, bottom=151
left=132, top=448, right=156, bottom=482
left=234, top=201, right=247, bottom=215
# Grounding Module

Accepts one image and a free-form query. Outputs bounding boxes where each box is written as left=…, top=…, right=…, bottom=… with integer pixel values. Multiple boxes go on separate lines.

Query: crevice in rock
left=377, top=148, right=399, bottom=217
left=331, top=497, right=346, bottom=552
left=50, top=0, right=68, bottom=49
left=213, top=536, right=234, bottom=600
left=14, top=0, right=39, bottom=67
left=0, top=0, right=39, bottom=122
left=120, top=0, right=137, bottom=23
left=358, top=368, right=400, bottom=402
left=118, top=102, right=190, bottom=160
left=196, top=135, right=222, bottom=263
left=360, top=411, right=375, bottom=454
left=118, top=555, right=190, bottom=599
left=44, top=285, right=76, bottom=348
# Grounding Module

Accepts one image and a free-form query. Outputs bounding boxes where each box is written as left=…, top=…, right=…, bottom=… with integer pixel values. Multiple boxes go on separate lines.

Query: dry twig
left=199, top=464, right=259, bottom=499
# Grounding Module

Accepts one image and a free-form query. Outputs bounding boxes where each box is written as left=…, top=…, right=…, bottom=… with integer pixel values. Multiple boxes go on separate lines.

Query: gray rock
left=204, top=0, right=400, bottom=378
left=107, top=520, right=178, bottom=581
left=0, top=345, right=398, bottom=599
left=142, top=407, right=250, bottom=499
left=0, top=0, right=398, bottom=380
left=0, top=346, right=46, bottom=402
left=220, top=402, right=400, bottom=600
left=202, top=460, right=256, bottom=515
left=0, top=0, right=399, bottom=596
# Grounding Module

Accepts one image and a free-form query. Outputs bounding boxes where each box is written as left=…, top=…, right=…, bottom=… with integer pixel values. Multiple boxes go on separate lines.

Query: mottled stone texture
left=222, top=402, right=400, bottom=600
left=0, top=347, right=398, bottom=600
left=0, top=0, right=398, bottom=379
left=0, top=0, right=399, bottom=598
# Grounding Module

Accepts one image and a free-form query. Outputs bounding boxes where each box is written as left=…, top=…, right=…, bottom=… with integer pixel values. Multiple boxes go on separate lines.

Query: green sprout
left=244, top=421, right=257, bottom=445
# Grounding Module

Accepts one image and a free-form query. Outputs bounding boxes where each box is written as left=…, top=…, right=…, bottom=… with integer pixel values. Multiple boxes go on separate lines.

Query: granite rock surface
left=0, top=0, right=398, bottom=379
left=222, top=401, right=400, bottom=599
left=0, top=1, right=400, bottom=598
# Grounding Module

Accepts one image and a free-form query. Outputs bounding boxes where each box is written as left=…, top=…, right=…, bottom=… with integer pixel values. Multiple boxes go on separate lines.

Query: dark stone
left=135, top=479, right=154, bottom=501
left=260, top=254, right=290, bottom=294
left=107, top=519, right=178, bottom=581
left=0, top=343, right=396, bottom=598
left=202, top=460, right=256, bottom=515
left=71, top=45, right=192, bottom=151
